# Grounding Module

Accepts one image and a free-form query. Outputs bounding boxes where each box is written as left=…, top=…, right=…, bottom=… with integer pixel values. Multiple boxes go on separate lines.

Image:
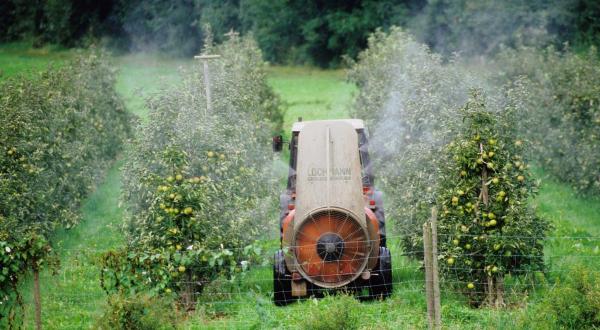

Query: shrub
left=522, top=264, right=600, bottom=328
left=100, top=34, right=283, bottom=309
left=302, top=295, right=361, bottom=330
left=95, top=293, right=180, bottom=330
left=436, top=90, right=549, bottom=306
left=0, top=48, right=132, bottom=322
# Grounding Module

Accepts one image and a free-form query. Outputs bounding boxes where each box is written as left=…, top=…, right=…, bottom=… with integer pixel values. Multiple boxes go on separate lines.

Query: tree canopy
left=1, top=0, right=599, bottom=66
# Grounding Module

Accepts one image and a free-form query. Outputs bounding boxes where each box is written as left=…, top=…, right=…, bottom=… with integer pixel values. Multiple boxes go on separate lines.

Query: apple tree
left=100, top=33, right=283, bottom=310
left=436, top=90, right=550, bottom=306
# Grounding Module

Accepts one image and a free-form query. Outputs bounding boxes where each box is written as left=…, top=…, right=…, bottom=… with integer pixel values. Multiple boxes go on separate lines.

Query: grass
left=534, top=168, right=600, bottom=237
left=265, top=66, right=357, bottom=137
left=533, top=168, right=600, bottom=274
left=2, top=42, right=600, bottom=329
left=19, top=161, right=126, bottom=328
left=0, top=41, right=71, bottom=78
left=115, top=53, right=190, bottom=121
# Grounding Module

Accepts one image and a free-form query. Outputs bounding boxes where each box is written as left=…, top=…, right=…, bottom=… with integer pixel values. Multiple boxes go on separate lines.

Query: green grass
left=2, top=43, right=600, bottom=329
left=0, top=41, right=71, bottom=79
left=533, top=168, right=600, bottom=274
left=534, top=168, right=600, bottom=237
left=266, top=66, right=356, bottom=131
left=20, top=161, right=126, bottom=328
left=115, top=53, right=189, bottom=121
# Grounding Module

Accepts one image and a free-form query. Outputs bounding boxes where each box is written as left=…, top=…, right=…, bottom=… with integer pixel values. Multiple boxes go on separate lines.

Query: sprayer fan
left=294, top=210, right=369, bottom=286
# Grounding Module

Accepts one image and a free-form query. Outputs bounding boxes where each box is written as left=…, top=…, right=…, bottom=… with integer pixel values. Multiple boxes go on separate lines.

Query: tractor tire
left=367, top=246, right=393, bottom=299
left=273, top=250, right=295, bottom=306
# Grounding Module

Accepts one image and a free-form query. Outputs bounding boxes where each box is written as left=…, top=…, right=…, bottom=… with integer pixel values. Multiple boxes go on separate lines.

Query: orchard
left=494, top=46, right=600, bottom=195
left=1, top=5, right=600, bottom=326
left=348, top=27, right=475, bottom=259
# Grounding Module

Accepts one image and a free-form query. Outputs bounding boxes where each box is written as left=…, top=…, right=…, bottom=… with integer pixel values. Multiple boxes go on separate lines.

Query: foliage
left=196, top=0, right=241, bottom=45
left=115, top=0, right=200, bottom=56
left=348, top=27, right=483, bottom=258
left=494, top=46, right=600, bottom=195
left=0, top=48, right=131, bottom=322
left=520, top=264, right=600, bottom=328
left=0, top=0, right=118, bottom=46
left=302, top=295, right=361, bottom=330
left=349, top=28, right=551, bottom=306
left=240, top=0, right=424, bottom=66
left=95, top=293, right=180, bottom=330
left=100, top=34, right=283, bottom=308
left=1, top=0, right=425, bottom=65
left=436, top=91, right=549, bottom=305
left=547, top=0, right=600, bottom=48
left=410, top=0, right=600, bottom=56
left=2, top=0, right=600, bottom=65
left=99, top=148, right=266, bottom=302
left=411, top=0, right=550, bottom=56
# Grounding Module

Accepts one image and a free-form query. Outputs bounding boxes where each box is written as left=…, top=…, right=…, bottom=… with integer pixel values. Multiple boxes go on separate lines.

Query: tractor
left=272, top=119, right=392, bottom=305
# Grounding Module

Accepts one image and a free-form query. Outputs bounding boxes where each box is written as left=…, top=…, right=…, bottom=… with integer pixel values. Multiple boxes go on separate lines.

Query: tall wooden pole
left=194, top=54, right=220, bottom=115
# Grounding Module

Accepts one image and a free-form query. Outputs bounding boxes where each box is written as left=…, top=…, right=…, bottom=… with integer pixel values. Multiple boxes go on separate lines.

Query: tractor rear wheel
left=273, top=250, right=295, bottom=306
left=367, top=246, right=393, bottom=299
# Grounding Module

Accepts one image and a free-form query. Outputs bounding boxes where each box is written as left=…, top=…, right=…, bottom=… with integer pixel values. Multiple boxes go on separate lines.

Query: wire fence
left=14, top=231, right=600, bottom=329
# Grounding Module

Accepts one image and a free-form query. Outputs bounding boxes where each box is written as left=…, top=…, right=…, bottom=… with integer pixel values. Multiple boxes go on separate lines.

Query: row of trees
left=0, top=50, right=132, bottom=325
left=2, top=0, right=599, bottom=66
left=493, top=46, right=600, bottom=194
left=99, top=34, right=285, bottom=319
left=349, top=27, right=550, bottom=306
left=350, top=22, right=600, bottom=306
left=412, top=0, right=600, bottom=56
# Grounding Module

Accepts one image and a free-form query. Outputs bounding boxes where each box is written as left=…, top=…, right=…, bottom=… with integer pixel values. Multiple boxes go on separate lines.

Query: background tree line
left=1, top=0, right=599, bottom=67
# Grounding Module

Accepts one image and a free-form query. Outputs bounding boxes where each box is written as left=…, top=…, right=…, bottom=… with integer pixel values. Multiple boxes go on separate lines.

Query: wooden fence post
left=424, top=207, right=442, bottom=330
left=33, top=268, right=42, bottom=330
left=423, top=221, right=434, bottom=329
left=430, top=207, right=442, bottom=329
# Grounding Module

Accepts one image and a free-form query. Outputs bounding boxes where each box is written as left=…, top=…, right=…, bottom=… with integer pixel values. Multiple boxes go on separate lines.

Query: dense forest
left=1, top=0, right=599, bottom=66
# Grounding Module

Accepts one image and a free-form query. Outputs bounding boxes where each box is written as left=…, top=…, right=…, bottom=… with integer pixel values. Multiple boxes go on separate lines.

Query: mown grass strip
left=21, top=160, right=125, bottom=328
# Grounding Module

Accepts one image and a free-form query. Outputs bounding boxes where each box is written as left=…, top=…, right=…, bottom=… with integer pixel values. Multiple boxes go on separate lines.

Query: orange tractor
left=272, top=119, right=392, bottom=305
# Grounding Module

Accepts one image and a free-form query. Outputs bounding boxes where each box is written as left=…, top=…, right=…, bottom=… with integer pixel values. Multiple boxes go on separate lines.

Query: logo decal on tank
left=307, top=167, right=352, bottom=181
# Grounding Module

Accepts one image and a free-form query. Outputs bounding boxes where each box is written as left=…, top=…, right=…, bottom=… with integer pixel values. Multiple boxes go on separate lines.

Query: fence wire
left=13, top=233, right=600, bottom=329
